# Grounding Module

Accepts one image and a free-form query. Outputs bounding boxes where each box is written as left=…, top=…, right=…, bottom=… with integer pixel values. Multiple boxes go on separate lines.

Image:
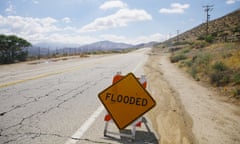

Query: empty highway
left=0, top=48, right=158, bottom=144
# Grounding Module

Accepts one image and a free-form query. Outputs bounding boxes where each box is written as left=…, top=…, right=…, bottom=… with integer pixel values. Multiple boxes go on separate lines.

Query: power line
left=203, top=5, right=214, bottom=35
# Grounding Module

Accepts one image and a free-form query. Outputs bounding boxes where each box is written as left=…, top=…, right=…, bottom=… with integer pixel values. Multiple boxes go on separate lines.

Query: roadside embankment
left=144, top=48, right=196, bottom=144
left=144, top=48, right=240, bottom=144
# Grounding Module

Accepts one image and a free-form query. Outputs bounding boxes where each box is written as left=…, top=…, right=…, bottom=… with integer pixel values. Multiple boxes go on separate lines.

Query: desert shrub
left=193, top=52, right=212, bottom=73
left=170, top=54, right=187, bottom=63
left=205, top=35, right=215, bottom=43
left=183, top=59, right=192, bottom=67
left=197, top=53, right=212, bottom=64
left=210, top=71, right=230, bottom=86
left=185, top=52, right=212, bottom=80
left=192, top=41, right=208, bottom=49
left=212, top=61, right=228, bottom=71
left=182, top=48, right=190, bottom=54
left=197, top=35, right=205, bottom=40
left=222, top=52, right=233, bottom=59
left=197, top=35, right=214, bottom=43
left=190, top=65, right=198, bottom=80
left=173, top=41, right=191, bottom=46
left=232, top=26, right=240, bottom=33
left=233, top=72, right=240, bottom=84
left=232, top=88, right=240, bottom=97
left=212, top=32, right=218, bottom=37
left=210, top=62, right=230, bottom=86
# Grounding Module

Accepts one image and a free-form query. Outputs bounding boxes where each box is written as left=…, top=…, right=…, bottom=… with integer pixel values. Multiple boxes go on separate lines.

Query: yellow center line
left=0, top=64, right=86, bottom=88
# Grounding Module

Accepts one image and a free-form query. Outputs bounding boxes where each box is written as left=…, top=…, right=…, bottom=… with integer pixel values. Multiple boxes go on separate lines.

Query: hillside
left=154, top=9, right=240, bottom=103
left=171, top=8, right=240, bottom=43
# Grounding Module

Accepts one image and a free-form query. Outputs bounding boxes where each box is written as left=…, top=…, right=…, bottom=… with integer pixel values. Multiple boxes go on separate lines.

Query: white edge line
left=132, top=60, right=144, bottom=73
left=64, top=56, right=145, bottom=144
left=64, top=106, right=104, bottom=144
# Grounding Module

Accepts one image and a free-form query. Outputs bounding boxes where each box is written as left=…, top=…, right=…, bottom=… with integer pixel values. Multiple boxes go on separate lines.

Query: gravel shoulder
left=144, top=48, right=240, bottom=144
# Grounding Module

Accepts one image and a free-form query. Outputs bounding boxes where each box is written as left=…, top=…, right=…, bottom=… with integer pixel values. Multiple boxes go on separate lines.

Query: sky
left=0, top=0, right=239, bottom=45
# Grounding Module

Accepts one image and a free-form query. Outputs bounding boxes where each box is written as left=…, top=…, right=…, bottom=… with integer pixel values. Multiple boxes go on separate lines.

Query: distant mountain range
left=34, top=42, right=79, bottom=49
left=34, top=40, right=133, bottom=49
left=78, top=40, right=134, bottom=51
left=29, top=40, right=157, bottom=57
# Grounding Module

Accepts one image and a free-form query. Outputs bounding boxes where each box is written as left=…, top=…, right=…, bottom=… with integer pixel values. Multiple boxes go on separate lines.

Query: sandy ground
left=144, top=48, right=240, bottom=144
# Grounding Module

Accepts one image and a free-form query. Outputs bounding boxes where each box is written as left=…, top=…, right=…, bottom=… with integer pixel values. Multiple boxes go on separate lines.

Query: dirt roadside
left=144, top=48, right=240, bottom=144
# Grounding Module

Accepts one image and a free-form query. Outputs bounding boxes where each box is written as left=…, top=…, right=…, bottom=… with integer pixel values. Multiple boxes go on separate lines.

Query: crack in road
left=1, top=130, right=160, bottom=144
left=1, top=131, right=117, bottom=144
left=0, top=76, right=109, bottom=144
left=1, top=66, right=122, bottom=144
left=0, top=74, right=97, bottom=116
left=0, top=88, right=60, bottom=117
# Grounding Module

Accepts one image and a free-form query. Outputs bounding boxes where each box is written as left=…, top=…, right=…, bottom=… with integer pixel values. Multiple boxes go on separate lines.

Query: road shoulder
left=144, top=48, right=240, bottom=144
left=144, top=49, right=196, bottom=144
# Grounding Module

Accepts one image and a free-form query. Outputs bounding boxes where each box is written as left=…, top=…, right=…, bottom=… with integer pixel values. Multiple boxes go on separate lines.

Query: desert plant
left=190, top=65, right=199, bottom=80
left=210, top=71, right=230, bottom=86
left=170, top=54, right=187, bottom=63
left=232, top=88, right=240, bottom=98
left=182, top=48, right=190, bottom=54
left=233, top=72, right=240, bottom=84
left=205, top=35, right=215, bottom=43
left=210, top=62, right=231, bottom=86
left=197, top=35, right=215, bottom=43
left=197, top=35, right=205, bottom=41
left=192, top=41, right=208, bottom=49
left=183, top=59, right=192, bottom=67
left=193, top=52, right=212, bottom=74
left=212, top=61, right=228, bottom=71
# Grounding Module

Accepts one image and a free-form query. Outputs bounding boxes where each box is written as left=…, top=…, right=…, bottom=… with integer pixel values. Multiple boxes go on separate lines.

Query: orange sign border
left=98, top=72, right=156, bottom=129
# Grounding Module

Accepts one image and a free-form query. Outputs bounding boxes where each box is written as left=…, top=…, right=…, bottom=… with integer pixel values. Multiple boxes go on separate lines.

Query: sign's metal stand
left=103, top=72, right=147, bottom=141
left=104, top=116, right=143, bottom=140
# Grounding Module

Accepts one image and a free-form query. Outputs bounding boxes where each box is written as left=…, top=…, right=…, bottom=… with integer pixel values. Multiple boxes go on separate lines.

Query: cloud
left=62, top=17, right=72, bottom=23
left=0, top=15, right=58, bottom=35
left=80, top=8, right=152, bottom=32
left=0, top=15, right=59, bottom=43
left=226, top=0, right=240, bottom=4
left=131, top=33, right=167, bottom=44
left=39, top=34, right=99, bottom=45
left=32, top=0, right=39, bottom=4
left=0, top=15, right=99, bottom=45
left=100, top=33, right=167, bottom=44
left=159, top=3, right=190, bottom=14
left=5, top=1, right=16, bottom=15
left=100, top=0, right=128, bottom=10
left=100, top=34, right=126, bottom=42
left=0, top=14, right=162, bottom=45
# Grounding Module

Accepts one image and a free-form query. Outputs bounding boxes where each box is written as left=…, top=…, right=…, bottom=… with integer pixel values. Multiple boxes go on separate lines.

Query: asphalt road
left=0, top=48, right=158, bottom=144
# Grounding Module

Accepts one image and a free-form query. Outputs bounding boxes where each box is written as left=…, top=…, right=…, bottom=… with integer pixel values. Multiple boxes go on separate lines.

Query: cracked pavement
left=0, top=49, right=158, bottom=144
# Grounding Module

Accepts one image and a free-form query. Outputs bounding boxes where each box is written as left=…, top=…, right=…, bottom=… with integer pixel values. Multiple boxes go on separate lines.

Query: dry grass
left=154, top=9, right=240, bottom=101
left=168, top=42, right=240, bottom=101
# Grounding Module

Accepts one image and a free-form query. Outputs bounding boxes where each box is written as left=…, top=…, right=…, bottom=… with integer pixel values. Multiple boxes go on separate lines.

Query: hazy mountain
left=34, top=42, right=80, bottom=49
left=134, top=41, right=159, bottom=48
left=78, top=40, right=134, bottom=51
left=30, top=40, right=134, bottom=56
left=34, top=40, right=133, bottom=50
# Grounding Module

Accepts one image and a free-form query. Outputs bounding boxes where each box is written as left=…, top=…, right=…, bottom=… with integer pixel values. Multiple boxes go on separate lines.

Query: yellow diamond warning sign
left=98, top=73, right=156, bottom=129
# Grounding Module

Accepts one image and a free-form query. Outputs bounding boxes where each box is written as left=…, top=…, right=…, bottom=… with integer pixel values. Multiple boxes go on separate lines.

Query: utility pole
left=48, top=47, right=50, bottom=59
left=38, top=47, right=40, bottom=60
left=177, top=30, right=180, bottom=43
left=203, top=5, right=214, bottom=36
